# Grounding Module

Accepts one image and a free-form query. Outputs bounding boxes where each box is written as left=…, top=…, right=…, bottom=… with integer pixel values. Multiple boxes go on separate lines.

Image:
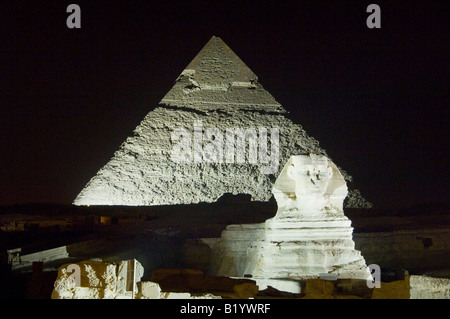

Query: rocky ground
left=1, top=200, right=449, bottom=298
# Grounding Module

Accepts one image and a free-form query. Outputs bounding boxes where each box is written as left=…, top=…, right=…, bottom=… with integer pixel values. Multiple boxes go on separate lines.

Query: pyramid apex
left=181, top=36, right=258, bottom=86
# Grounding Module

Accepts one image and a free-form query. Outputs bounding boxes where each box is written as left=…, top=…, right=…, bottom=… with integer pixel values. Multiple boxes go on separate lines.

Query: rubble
left=50, top=259, right=450, bottom=299
left=52, top=259, right=144, bottom=299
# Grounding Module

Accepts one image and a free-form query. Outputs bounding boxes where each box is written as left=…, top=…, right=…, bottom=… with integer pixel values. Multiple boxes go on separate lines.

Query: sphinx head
left=286, top=154, right=332, bottom=197
left=272, top=154, right=348, bottom=215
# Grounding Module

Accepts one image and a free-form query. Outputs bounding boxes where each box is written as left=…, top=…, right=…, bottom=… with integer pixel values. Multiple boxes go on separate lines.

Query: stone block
left=233, top=282, right=259, bottom=299
left=371, top=278, right=410, bottom=299
left=138, top=281, right=161, bottom=299
left=304, top=279, right=335, bottom=297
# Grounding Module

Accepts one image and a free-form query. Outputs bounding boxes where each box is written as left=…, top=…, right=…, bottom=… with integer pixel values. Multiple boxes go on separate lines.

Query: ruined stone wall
left=354, top=228, right=450, bottom=272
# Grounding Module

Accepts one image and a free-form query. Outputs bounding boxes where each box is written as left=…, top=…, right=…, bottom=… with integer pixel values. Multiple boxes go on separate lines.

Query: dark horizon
left=1, top=1, right=448, bottom=209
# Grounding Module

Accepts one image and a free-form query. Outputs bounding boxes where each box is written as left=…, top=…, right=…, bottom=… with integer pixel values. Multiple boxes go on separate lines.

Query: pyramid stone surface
left=74, top=36, right=370, bottom=207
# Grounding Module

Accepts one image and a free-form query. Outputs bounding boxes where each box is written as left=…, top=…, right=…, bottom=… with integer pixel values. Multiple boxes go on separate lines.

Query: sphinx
left=210, top=154, right=371, bottom=292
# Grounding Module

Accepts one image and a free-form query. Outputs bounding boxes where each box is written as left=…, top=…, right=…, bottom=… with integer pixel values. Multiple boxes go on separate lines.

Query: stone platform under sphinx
left=209, top=154, right=371, bottom=293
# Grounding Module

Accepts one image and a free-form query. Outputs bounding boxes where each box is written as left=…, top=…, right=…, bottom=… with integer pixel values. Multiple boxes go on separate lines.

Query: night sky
left=1, top=1, right=448, bottom=208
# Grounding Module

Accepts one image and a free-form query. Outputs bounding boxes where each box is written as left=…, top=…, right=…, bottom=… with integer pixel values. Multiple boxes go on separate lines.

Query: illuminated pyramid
left=74, top=36, right=371, bottom=208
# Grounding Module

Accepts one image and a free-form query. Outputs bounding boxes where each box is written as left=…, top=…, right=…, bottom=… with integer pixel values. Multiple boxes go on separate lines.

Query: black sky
left=1, top=1, right=448, bottom=208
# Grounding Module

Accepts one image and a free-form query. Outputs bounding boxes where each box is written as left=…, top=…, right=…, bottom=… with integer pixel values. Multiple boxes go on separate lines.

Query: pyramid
left=74, top=36, right=371, bottom=207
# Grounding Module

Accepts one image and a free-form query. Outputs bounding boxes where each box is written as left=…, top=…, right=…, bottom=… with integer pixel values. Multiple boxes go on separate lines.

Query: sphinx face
left=287, top=155, right=332, bottom=196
